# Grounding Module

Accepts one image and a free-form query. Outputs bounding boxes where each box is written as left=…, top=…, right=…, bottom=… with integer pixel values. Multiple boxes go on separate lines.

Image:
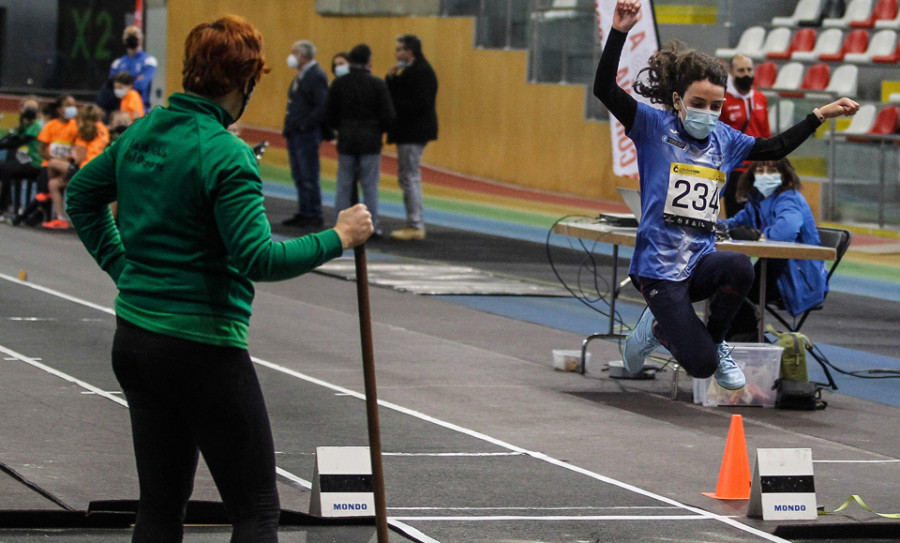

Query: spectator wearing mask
left=0, top=96, right=43, bottom=218
left=325, top=43, right=396, bottom=238
left=386, top=34, right=438, bottom=242
left=281, top=40, right=329, bottom=228
left=331, top=52, right=350, bottom=78
left=114, top=71, right=146, bottom=121
left=107, top=110, right=133, bottom=140
left=720, top=54, right=770, bottom=218
left=43, top=104, right=109, bottom=230
left=104, top=25, right=157, bottom=112
left=718, top=158, right=827, bottom=340
left=8, top=95, right=78, bottom=226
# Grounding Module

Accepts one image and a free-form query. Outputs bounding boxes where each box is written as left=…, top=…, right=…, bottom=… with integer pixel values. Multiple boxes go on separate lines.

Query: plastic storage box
left=552, top=349, right=590, bottom=372
left=693, top=343, right=784, bottom=407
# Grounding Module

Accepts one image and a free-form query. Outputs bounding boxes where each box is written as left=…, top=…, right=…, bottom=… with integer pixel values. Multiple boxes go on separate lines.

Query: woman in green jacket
left=67, top=15, right=372, bottom=542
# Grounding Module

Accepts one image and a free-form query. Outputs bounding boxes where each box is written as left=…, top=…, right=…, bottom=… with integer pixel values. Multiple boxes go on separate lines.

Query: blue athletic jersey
left=628, top=102, right=755, bottom=281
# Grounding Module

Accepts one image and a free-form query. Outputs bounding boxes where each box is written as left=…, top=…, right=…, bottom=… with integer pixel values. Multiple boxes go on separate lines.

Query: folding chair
left=764, top=226, right=852, bottom=390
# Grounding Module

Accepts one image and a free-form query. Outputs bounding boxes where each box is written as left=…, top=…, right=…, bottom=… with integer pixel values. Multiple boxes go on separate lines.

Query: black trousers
left=0, top=160, right=40, bottom=210
left=634, top=251, right=754, bottom=378
left=112, top=317, right=280, bottom=542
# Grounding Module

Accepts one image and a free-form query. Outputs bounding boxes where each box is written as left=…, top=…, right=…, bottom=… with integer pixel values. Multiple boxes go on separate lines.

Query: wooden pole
left=353, top=244, right=389, bottom=542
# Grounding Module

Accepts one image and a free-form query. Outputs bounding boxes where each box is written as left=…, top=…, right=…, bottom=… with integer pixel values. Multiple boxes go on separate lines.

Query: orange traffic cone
left=703, top=414, right=751, bottom=500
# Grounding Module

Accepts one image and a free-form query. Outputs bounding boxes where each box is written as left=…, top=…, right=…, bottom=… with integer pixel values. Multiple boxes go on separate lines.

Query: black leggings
left=112, top=318, right=280, bottom=543
left=634, top=251, right=754, bottom=379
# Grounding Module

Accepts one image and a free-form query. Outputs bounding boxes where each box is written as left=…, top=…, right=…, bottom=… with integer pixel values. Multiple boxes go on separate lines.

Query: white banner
left=595, top=0, right=660, bottom=178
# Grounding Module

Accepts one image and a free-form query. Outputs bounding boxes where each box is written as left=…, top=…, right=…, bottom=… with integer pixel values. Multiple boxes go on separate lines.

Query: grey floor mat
left=315, top=257, right=568, bottom=296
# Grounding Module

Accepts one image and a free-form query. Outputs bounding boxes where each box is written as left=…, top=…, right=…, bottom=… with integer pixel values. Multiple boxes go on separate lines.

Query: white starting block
left=748, top=448, right=818, bottom=520
left=309, top=446, right=375, bottom=517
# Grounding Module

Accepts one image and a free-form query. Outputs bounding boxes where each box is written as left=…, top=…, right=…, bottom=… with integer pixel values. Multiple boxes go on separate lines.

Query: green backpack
left=767, top=325, right=812, bottom=382
left=766, top=325, right=826, bottom=410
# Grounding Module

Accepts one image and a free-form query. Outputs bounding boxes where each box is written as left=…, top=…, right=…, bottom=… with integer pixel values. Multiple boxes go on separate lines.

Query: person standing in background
left=105, top=26, right=157, bottom=112
left=331, top=52, right=350, bottom=78
left=282, top=40, right=329, bottom=228
left=720, top=54, right=770, bottom=218
left=325, top=43, right=396, bottom=238
left=386, top=34, right=438, bottom=241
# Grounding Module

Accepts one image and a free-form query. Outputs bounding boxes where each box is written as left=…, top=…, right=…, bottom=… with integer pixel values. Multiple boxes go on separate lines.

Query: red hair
left=182, top=15, right=269, bottom=97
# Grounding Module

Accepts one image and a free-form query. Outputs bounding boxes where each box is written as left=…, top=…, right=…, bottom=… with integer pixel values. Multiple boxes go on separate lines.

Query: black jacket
left=283, top=62, right=329, bottom=137
left=324, top=68, right=396, bottom=155
left=386, top=57, right=438, bottom=144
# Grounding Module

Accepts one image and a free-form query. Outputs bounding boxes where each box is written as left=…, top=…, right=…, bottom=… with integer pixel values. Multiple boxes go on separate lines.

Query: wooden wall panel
left=165, top=0, right=624, bottom=201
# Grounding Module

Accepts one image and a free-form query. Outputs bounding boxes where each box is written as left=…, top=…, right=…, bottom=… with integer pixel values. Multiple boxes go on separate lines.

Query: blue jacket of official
left=724, top=189, right=828, bottom=316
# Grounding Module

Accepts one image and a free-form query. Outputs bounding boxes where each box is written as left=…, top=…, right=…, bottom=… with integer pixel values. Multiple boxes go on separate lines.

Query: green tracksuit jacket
left=67, top=92, right=343, bottom=348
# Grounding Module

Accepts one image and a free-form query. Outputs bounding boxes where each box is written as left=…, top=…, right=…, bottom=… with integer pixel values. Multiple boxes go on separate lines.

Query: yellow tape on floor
left=820, top=495, right=900, bottom=518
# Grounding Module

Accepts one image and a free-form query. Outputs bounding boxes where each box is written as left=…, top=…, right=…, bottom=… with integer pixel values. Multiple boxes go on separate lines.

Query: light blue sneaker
left=714, top=342, right=746, bottom=390
left=622, top=307, right=660, bottom=374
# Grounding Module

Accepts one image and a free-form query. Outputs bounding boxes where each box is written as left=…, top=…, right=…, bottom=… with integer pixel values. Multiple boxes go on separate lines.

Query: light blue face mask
left=680, top=105, right=720, bottom=140
left=753, top=172, right=783, bottom=198
left=63, top=106, right=78, bottom=120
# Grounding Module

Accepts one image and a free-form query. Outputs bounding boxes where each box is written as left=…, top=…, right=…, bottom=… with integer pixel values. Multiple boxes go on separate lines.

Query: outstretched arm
left=592, top=0, right=643, bottom=131
left=748, top=97, right=859, bottom=160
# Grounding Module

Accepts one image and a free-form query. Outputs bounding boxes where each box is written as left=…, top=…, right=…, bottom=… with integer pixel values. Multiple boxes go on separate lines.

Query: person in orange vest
left=43, top=104, right=109, bottom=229
left=114, top=71, right=146, bottom=121
left=8, top=95, right=78, bottom=226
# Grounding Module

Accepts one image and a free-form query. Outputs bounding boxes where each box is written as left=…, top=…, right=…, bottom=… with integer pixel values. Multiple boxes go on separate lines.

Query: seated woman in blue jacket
left=719, top=158, right=828, bottom=339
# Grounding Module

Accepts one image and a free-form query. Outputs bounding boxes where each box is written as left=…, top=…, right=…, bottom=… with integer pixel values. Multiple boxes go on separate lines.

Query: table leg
left=580, top=244, right=625, bottom=374
left=758, top=258, right=767, bottom=343
left=608, top=244, right=619, bottom=336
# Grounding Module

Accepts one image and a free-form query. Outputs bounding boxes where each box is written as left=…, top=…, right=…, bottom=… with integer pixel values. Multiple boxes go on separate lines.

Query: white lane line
left=388, top=506, right=680, bottom=511
left=274, top=467, right=442, bottom=542
left=275, top=466, right=311, bottom=489
left=0, top=274, right=445, bottom=543
left=384, top=452, right=523, bottom=457
left=1, top=273, right=789, bottom=543
left=389, top=521, right=443, bottom=543
left=814, top=459, right=900, bottom=463
left=250, top=358, right=790, bottom=543
left=390, top=515, right=715, bottom=522
left=0, top=272, right=116, bottom=316
left=0, top=345, right=128, bottom=408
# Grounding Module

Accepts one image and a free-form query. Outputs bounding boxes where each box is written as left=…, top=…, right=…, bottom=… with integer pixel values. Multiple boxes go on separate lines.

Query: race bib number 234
left=663, top=162, right=724, bottom=232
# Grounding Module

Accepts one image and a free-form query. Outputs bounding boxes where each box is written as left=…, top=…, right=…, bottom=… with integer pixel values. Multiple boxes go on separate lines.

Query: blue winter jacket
left=723, top=189, right=828, bottom=316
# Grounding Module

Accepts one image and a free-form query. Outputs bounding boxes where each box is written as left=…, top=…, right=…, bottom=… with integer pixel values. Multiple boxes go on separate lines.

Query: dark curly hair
left=633, top=41, right=728, bottom=110
left=736, top=158, right=801, bottom=202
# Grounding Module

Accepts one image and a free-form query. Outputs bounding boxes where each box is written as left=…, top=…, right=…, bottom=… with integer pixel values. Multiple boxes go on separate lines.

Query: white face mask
left=287, top=54, right=299, bottom=69
left=396, top=60, right=408, bottom=69
left=753, top=172, right=783, bottom=198
left=334, top=63, right=350, bottom=77
left=63, top=106, right=78, bottom=119
left=114, top=88, right=128, bottom=99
